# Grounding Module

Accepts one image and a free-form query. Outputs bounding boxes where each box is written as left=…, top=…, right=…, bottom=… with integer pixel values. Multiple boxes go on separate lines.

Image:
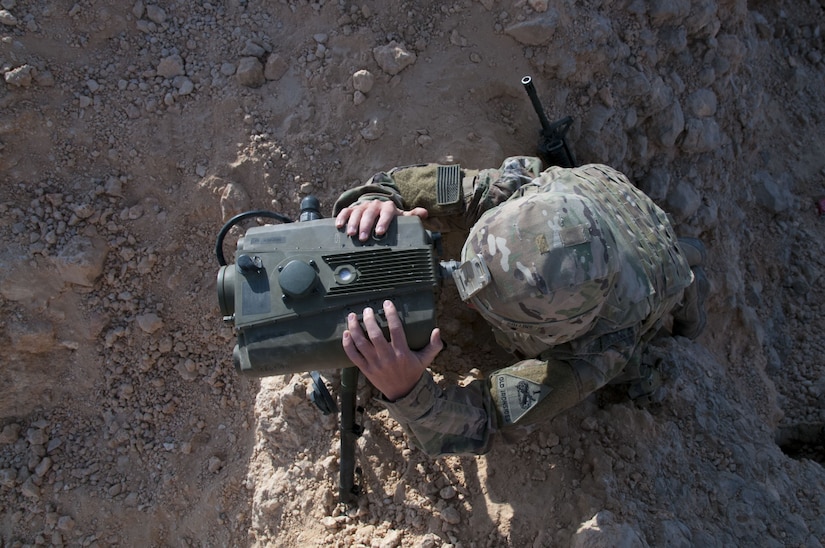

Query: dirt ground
left=1, top=0, right=824, bottom=546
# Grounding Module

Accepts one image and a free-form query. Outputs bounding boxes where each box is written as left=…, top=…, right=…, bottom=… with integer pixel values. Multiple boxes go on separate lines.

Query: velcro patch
left=436, top=165, right=461, bottom=206
left=535, top=233, right=551, bottom=254
left=559, top=224, right=591, bottom=247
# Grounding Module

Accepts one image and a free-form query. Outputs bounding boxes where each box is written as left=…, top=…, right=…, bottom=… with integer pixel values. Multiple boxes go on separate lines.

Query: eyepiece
left=217, top=265, right=235, bottom=316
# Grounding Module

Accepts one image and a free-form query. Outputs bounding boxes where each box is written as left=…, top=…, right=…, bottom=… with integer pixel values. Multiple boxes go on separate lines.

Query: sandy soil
left=1, top=0, right=824, bottom=546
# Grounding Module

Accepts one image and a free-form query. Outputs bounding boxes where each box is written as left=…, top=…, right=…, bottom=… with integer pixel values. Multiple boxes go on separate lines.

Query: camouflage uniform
left=333, top=157, right=695, bottom=456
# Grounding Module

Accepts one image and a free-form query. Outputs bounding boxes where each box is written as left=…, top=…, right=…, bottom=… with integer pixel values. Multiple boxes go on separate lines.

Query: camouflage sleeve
left=382, top=326, right=639, bottom=457
left=333, top=164, right=475, bottom=233
left=488, top=327, right=639, bottom=430
left=465, top=156, right=543, bottom=225
left=332, top=171, right=406, bottom=215
left=380, top=371, right=494, bottom=456
left=332, top=157, right=544, bottom=230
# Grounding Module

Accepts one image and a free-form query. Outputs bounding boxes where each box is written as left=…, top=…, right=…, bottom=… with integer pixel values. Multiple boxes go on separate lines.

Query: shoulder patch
left=495, top=374, right=552, bottom=425
left=436, top=164, right=462, bottom=206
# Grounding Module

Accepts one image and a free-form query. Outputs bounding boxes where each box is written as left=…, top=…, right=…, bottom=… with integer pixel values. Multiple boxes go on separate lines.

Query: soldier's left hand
left=342, top=300, right=443, bottom=401
left=335, top=200, right=428, bottom=242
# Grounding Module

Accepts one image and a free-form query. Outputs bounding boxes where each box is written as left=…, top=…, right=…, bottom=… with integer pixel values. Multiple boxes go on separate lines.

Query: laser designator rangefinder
left=216, top=197, right=447, bottom=377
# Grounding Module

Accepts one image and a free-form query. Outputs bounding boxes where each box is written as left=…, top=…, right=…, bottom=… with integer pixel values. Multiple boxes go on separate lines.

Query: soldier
left=334, top=157, right=709, bottom=456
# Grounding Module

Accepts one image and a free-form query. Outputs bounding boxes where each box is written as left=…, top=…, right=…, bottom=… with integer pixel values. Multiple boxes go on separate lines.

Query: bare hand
left=335, top=201, right=428, bottom=242
left=342, top=300, right=443, bottom=401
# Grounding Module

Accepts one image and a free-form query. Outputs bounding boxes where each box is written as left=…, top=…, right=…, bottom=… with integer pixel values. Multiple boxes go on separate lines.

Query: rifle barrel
left=521, top=76, right=553, bottom=133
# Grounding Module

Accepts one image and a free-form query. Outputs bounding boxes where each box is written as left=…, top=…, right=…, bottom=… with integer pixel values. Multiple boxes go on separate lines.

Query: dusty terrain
left=1, top=0, right=824, bottom=546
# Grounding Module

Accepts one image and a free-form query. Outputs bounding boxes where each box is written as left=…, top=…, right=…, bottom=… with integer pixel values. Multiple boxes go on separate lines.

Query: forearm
left=380, top=355, right=622, bottom=457
left=381, top=371, right=494, bottom=457
left=333, top=156, right=544, bottom=232
left=383, top=328, right=638, bottom=456
left=488, top=327, right=639, bottom=428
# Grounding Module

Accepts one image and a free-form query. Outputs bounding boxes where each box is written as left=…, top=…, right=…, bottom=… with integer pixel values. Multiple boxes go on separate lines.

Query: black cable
left=215, top=210, right=292, bottom=266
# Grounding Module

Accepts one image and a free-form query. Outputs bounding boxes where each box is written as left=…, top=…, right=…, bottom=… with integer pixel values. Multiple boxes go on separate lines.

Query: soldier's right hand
left=335, top=200, right=428, bottom=242
left=342, top=300, right=443, bottom=401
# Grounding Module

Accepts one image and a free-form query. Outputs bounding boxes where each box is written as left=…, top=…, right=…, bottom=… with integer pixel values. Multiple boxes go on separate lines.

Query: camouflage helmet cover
left=460, top=190, right=619, bottom=345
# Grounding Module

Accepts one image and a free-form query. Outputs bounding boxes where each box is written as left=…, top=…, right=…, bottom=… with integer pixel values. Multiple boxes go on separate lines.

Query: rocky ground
left=1, top=0, right=824, bottom=546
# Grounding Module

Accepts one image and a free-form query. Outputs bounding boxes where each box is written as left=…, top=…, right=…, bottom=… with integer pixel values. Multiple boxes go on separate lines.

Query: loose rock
left=373, top=41, right=416, bottom=75
left=237, top=57, right=265, bottom=88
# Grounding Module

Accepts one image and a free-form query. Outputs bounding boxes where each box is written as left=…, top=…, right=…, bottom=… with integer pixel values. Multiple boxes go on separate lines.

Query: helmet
left=455, top=190, right=619, bottom=346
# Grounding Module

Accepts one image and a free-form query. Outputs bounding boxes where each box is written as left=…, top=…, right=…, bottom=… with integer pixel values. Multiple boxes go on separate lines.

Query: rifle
left=521, top=75, right=577, bottom=168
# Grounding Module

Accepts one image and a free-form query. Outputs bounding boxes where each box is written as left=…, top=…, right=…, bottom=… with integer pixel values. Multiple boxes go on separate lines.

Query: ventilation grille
left=324, top=248, right=435, bottom=296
